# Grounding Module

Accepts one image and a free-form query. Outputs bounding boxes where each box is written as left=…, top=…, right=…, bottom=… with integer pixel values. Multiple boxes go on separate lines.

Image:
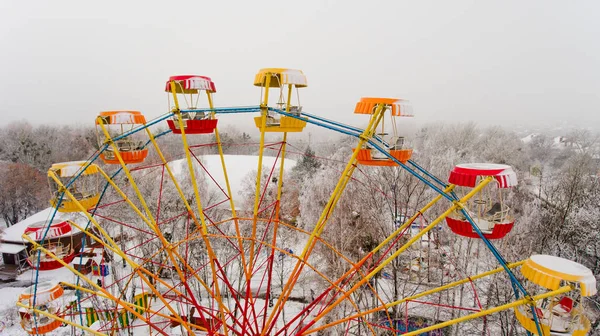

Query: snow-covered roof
left=168, top=155, right=296, bottom=207
left=553, top=136, right=570, bottom=148
left=72, top=257, right=91, bottom=265
left=1, top=207, right=89, bottom=244
left=89, top=320, right=102, bottom=331
left=0, top=243, right=27, bottom=254
left=520, top=133, right=539, bottom=144
left=81, top=246, right=103, bottom=254
left=71, top=256, right=102, bottom=265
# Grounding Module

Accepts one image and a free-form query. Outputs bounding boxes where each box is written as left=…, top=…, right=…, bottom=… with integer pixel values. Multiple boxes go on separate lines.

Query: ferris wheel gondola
left=18, top=282, right=65, bottom=335
left=253, top=68, right=307, bottom=132
left=24, top=220, right=72, bottom=241
left=48, top=161, right=101, bottom=212
left=353, top=97, right=414, bottom=166
left=515, top=255, right=596, bottom=335
left=96, top=111, right=149, bottom=164
left=25, top=242, right=75, bottom=271
left=445, top=163, right=517, bottom=239
left=165, top=75, right=218, bottom=134
left=24, top=219, right=77, bottom=271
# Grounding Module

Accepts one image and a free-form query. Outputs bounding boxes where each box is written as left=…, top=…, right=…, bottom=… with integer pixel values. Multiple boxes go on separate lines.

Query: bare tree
left=0, top=162, right=48, bottom=226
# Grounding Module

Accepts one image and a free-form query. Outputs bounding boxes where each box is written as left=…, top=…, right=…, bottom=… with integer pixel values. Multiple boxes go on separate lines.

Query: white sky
left=0, top=0, right=598, bottom=133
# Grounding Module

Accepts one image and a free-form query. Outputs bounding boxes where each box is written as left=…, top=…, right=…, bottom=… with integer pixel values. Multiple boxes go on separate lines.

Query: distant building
left=520, top=133, right=540, bottom=144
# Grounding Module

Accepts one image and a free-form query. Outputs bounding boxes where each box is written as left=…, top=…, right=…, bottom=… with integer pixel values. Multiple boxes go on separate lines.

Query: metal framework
left=18, top=71, right=595, bottom=336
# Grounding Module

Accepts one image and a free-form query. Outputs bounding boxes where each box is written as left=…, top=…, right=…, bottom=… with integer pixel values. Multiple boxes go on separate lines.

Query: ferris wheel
left=16, top=68, right=596, bottom=336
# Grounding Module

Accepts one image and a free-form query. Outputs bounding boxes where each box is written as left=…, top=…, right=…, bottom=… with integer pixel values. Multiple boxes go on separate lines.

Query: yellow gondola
left=515, top=255, right=596, bottom=335
left=253, top=68, right=307, bottom=132
left=48, top=161, right=100, bottom=212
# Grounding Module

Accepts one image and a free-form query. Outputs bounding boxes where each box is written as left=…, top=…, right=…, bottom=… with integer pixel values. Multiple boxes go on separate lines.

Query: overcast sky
left=1, top=1, right=598, bottom=134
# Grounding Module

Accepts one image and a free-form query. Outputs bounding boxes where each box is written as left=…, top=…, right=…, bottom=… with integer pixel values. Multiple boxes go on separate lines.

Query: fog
left=1, top=0, right=598, bottom=133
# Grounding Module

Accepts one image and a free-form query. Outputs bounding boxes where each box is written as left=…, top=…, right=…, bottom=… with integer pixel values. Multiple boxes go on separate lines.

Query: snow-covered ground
left=169, top=154, right=296, bottom=207
left=0, top=244, right=311, bottom=335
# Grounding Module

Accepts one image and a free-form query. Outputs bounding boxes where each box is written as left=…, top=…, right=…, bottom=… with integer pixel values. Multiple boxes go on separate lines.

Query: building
left=73, top=246, right=107, bottom=275
left=0, top=207, right=92, bottom=280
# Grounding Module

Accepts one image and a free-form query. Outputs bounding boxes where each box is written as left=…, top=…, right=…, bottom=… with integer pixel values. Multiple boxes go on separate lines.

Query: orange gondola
left=354, top=97, right=414, bottom=166
left=18, top=282, right=65, bottom=335
left=96, top=111, right=149, bottom=164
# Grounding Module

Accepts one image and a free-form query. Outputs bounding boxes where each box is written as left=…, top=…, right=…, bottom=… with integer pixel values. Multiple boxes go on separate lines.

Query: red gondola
left=26, top=243, right=76, bottom=271
left=165, top=75, right=218, bottom=134
left=25, top=220, right=76, bottom=271
left=24, top=220, right=72, bottom=241
left=445, top=163, right=517, bottom=239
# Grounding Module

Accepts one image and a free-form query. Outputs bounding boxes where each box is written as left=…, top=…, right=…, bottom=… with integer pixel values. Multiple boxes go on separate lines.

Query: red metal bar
left=92, top=198, right=126, bottom=209
left=344, top=317, right=351, bottom=335
left=189, top=149, right=229, bottom=199
left=210, top=224, right=243, bottom=255
left=284, top=254, right=374, bottom=336
left=371, top=222, right=412, bottom=269
left=129, top=162, right=166, bottom=172
left=256, top=200, right=278, bottom=216
left=212, top=258, right=255, bottom=334
left=256, top=143, right=283, bottom=214
left=93, top=213, right=155, bottom=236
left=203, top=198, right=231, bottom=212
left=156, top=211, right=188, bottom=226
left=185, top=214, right=190, bottom=283
left=188, top=142, right=219, bottom=149
left=275, top=279, right=352, bottom=336
left=251, top=207, right=280, bottom=332
left=124, top=235, right=160, bottom=254
left=252, top=206, right=278, bottom=273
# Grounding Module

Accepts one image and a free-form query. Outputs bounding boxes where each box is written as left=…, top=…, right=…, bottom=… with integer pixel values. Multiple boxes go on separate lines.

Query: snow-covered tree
left=291, top=145, right=321, bottom=180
